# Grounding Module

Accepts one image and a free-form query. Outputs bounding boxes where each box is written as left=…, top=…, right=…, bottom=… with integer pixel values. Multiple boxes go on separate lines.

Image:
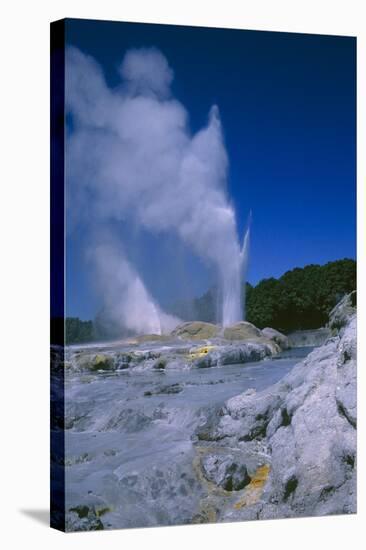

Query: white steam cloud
left=66, top=46, right=247, bottom=334
left=91, top=244, right=180, bottom=335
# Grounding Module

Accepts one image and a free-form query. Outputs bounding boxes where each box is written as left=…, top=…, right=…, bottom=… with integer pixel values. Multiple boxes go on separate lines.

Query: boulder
left=171, top=321, right=219, bottom=340
left=261, top=327, right=289, bottom=350
left=223, top=321, right=262, bottom=340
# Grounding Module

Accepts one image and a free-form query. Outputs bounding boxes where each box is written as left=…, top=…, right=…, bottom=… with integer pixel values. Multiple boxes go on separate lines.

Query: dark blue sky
left=64, top=18, right=356, bottom=320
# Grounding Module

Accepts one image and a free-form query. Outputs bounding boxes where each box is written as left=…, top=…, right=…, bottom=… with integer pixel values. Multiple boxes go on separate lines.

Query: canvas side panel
left=50, top=19, right=66, bottom=532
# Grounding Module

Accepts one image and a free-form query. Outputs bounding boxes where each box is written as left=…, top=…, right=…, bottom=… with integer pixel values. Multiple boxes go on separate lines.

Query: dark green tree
left=65, top=317, right=94, bottom=344
left=246, top=277, right=281, bottom=328
left=245, top=258, right=356, bottom=332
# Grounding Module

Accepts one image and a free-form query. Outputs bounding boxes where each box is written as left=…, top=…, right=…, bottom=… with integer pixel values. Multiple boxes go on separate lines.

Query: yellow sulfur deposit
left=189, top=345, right=216, bottom=360
left=233, top=464, right=270, bottom=509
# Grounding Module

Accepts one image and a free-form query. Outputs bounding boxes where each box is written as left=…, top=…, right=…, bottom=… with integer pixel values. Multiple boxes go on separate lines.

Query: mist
left=66, top=46, right=248, bottom=334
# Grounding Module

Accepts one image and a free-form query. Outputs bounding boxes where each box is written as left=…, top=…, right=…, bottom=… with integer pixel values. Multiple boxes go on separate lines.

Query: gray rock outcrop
left=193, top=341, right=279, bottom=369
left=66, top=327, right=283, bottom=373
left=328, top=290, right=356, bottom=332
left=195, top=294, right=357, bottom=520
left=171, top=321, right=219, bottom=340
left=261, top=327, right=289, bottom=350
left=223, top=322, right=262, bottom=341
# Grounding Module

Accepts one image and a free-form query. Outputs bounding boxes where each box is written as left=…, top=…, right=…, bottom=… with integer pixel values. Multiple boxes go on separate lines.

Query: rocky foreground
left=192, top=292, right=356, bottom=521
left=55, top=293, right=356, bottom=530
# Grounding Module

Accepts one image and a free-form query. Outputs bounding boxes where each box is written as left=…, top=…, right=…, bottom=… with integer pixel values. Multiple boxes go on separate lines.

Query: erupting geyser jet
left=221, top=212, right=251, bottom=327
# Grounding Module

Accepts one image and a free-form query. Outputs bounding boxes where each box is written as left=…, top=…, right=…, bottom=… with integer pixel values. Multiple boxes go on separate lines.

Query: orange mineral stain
left=234, top=464, right=270, bottom=509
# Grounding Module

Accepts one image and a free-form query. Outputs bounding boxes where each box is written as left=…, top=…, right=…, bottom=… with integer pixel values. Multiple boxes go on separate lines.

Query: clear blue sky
left=64, top=18, right=356, bottom=320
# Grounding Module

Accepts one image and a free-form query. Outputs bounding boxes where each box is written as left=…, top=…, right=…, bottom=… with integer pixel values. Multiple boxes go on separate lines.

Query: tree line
left=61, top=258, right=356, bottom=343
left=245, top=258, right=356, bottom=331
left=189, top=258, right=356, bottom=332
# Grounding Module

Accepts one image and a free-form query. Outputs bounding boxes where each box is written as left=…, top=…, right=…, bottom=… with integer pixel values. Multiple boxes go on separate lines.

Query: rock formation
left=171, top=321, right=219, bottom=340
left=194, top=292, right=357, bottom=520
left=63, top=322, right=290, bottom=373
left=223, top=321, right=262, bottom=340
left=261, top=327, right=289, bottom=349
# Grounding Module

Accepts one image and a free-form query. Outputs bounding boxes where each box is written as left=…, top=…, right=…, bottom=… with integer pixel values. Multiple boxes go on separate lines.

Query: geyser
left=220, top=221, right=251, bottom=327
left=91, top=244, right=181, bottom=335
left=66, top=46, right=249, bottom=334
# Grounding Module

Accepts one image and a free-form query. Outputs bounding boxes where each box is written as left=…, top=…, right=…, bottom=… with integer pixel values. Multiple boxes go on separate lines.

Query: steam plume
left=66, top=46, right=247, bottom=333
